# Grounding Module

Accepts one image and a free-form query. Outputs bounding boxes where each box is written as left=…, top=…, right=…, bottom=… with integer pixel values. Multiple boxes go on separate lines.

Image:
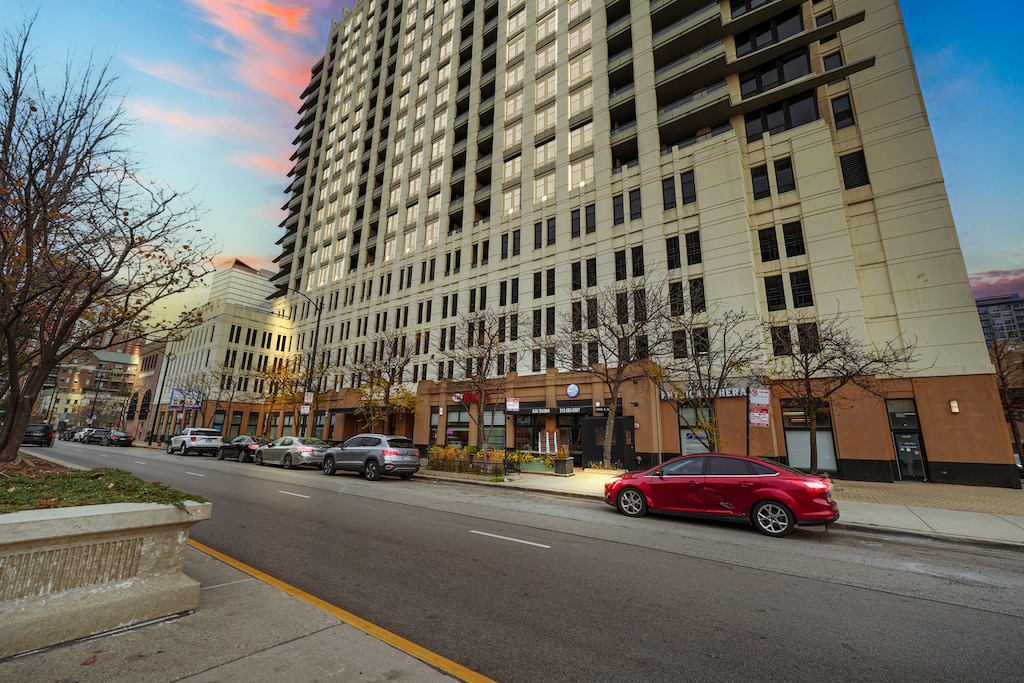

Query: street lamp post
left=290, top=289, right=323, bottom=437
left=146, top=351, right=175, bottom=445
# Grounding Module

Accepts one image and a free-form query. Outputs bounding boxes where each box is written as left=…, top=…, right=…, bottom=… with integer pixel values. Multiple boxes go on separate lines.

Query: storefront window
left=445, top=406, right=470, bottom=447
left=677, top=407, right=712, bottom=456
left=229, top=411, right=243, bottom=438
left=483, top=405, right=506, bottom=449
left=781, top=404, right=837, bottom=471
left=514, top=415, right=547, bottom=451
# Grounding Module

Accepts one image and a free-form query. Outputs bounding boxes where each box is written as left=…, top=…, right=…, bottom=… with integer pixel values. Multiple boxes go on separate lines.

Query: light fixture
left=949, top=400, right=960, bottom=414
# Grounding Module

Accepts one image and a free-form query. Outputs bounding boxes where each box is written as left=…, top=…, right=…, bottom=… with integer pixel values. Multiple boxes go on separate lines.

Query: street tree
left=208, top=363, right=256, bottom=435
left=258, top=356, right=306, bottom=438
left=438, top=308, right=519, bottom=450
left=761, top=311, right=917, bottom=474
left=649, top=304, right=765, bottom=452
left=0, top=20, right=214, bottom=461
left=555, top=274, right=676, bottom=467
left=352, top=326, right=417, bottom=433
left=988, top=337, right=1024, bottom=457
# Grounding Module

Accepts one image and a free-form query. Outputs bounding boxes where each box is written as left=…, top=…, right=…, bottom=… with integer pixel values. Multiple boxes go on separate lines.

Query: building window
left=533, top=271, right=543, bottom=299
left=744, top=90, right=819, bottom=143
left=547, top=217, right=556, bottom=245
left=690, top=278, right=706, bottom=313
left=832, top=95, right=855, bottom=130
left=666, top=236, right=681, bottom=270
left=783, top=221, right=806, bottom=257
left=571, top=209, right=582, bottom=238
left=680, top=170, right=697, bottom=205
left=673, top=329, right=688, bottom=358
left=631, top=246, right=644, bottom=277
left=532, top=348, right=542, bottom=372
left=546, top=268, right=556, bottom=296
left=774, top=157, right=795, bottom=193
left=615, top=250, right=627, bottom=280
left=546, top=307, right=555, bottom=335
left=790, top=270, right=814, bottom=307
left=613, top=194, right=624, bottom=224
left=586, top=257, right=597, bottom=287
left=823, top=51, right=843, bottom=73
left=738, top=48, right=811, bottom=99
left=513, top=229, right=521, bottom=255
left=797, top=322, right=820, bottom=353
left=629, top=188, right=642, bottom=220
left=533, top=310, right=542, bottom=337
left=759, top=228, right=780, bottom=262
left=840, top=151, right=870, bottom=189
left=771, top=325, right=793, bottom=356
left=585, top=203, right=596, bottom=233
left=693, top=327, right=710, bottom=355
left=669, top=281, right=685, bottom=316
left=534, top=221, right=543, bottom=249
left=751, top=165, right=771, bottom=199
left=662, top=176, right=677, bottom=210
left=765, top=275, right=786, bottom=311
left=685, top=231, right=702, bottom=265
left=571, top=262, right=582, bottom=290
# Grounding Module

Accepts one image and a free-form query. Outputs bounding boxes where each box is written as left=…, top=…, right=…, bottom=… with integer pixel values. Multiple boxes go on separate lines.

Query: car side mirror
left=654, top=468, right=663, bottom=478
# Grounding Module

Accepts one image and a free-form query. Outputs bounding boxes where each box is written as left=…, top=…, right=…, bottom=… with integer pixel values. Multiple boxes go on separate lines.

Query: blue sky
left=13, top=0, right=1023, bottom=297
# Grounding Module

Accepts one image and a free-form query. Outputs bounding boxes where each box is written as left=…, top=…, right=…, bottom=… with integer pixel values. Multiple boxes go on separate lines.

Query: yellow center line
left=188, top=539, right=496, bottom=683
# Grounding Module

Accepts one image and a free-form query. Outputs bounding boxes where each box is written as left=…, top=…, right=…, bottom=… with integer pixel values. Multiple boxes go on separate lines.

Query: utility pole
left=290, top=289, right=323, bottom=437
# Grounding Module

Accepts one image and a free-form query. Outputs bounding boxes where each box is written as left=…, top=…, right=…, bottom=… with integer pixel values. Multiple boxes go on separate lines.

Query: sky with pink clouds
left=11, top=0, right=1024, bottom=298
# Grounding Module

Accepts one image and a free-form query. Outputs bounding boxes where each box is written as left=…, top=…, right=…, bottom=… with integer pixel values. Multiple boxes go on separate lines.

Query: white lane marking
left=134, top=461, right=147, bottom=465
left=185, top=472, right=205, bottom=477
left=278, top=491, right=311, bottom=499
left=98, top=453, right=109, bottom=458
left=470, top=530, right=551, bottom=549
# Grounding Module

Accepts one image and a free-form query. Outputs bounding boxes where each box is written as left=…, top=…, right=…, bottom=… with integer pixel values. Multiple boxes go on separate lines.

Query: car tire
left=255, top=452, right=264, bottom=466
left=166, top=443, right=173, bottom=454
left=399, top=472, right=414, bottom=480
left=323, top=456, right=336, bottom=476
left=178, top=444, right=187, bottom=456
left=616, top=488, right=648, bottom=517
left=363, top=460, right=380, bottom=481
left=752, top=500, right=795, bottom=538
left=238, top=452, right=248, bottom=463
left=283, top=454, right=293, bottom=470
left=216, top=448, right=225, bottom=460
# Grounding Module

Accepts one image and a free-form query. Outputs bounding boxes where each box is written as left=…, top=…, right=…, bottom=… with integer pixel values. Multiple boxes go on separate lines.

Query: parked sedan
left=255, top=436, right=330, bottom=469
left=604, top=453, right=839, bottom=537
left=101, top=430, right=134, bottom=447
left=322, top=434, right=420, bottom=480
left=84, top=428, right=112, bottom=445
left=217, top=435, right=272, bottom=462
left=21, top=424, right=56, bottom=447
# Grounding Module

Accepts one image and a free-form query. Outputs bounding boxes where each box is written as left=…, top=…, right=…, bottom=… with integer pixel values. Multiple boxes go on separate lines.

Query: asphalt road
left=32, top=441, right=1024, bottom=682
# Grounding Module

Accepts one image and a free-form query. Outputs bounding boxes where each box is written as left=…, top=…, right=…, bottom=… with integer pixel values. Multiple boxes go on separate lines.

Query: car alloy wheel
left=323, top=456, right=336, bottom=476
left=283, top=454, right=293, bottom=469
left=616, top=488, right=648, bottom=517
left=363, top=460, right=380, bottom=481
left=752, top=500, right=795, bottom=537
left=166, top=443, right=173, bottom=454
left=255, top=453, right=263, bottom=466
left=216, top=448, right=225, bottom=460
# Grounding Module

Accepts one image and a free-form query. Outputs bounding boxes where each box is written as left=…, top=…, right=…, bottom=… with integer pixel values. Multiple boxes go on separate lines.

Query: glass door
left=887, top=399, right=928, bottom=481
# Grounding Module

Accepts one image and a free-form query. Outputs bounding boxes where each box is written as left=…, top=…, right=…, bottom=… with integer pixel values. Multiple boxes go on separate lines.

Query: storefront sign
left=526, top=407, right=551, bottom=415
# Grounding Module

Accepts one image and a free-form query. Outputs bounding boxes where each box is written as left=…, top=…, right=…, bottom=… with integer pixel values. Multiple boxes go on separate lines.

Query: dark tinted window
left=708, top=457, right=752, bottom=475
left=388, top=437, right=416, bottom=449
left=661, top=457, right=705, bottom=475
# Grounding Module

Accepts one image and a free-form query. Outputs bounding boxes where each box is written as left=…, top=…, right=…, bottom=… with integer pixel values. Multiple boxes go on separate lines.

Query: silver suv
left=322, top=434, right=420, bottom=480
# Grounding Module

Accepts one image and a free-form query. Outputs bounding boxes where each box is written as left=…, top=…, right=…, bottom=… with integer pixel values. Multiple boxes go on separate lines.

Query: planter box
left=0, top=501, right=211, bottom=658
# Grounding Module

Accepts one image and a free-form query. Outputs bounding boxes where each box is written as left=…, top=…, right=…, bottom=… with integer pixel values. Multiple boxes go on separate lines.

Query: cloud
left=127, top=98, right=263, bottom=141
left=229, top=151, right=294, bottom=177
left=970, top=269, right=1024, bottom=299
left=123, top=56, right=221, bottom=97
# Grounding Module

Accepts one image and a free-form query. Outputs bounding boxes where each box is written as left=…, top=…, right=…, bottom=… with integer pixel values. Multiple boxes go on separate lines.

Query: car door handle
left=740, top=482, right=753, bottom=487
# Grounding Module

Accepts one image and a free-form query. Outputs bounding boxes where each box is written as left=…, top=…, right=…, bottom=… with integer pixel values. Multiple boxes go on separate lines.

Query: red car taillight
left=248, top=444, right=261, bottom=451
left=800, top=479, right=831, bottom=494
left=382, top=449, right=399, bottom=457
left=297, top=447, right=315, bottom=453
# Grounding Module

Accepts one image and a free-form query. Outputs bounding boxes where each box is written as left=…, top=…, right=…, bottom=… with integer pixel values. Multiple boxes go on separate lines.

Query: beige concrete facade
left=269, top=0, right=1018, bottom=486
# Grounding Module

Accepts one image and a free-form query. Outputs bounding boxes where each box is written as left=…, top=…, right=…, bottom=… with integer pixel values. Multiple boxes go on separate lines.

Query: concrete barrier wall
left=0, top=501, right=212, bottom=658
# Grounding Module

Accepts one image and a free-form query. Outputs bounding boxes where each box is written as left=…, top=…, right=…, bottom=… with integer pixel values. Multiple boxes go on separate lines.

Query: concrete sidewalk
left=4, top=462, right=1023, bottom=682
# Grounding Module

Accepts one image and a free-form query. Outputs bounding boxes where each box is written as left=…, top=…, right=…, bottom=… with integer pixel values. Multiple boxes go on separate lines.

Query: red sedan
left=604, top=453, right=839, bottom=537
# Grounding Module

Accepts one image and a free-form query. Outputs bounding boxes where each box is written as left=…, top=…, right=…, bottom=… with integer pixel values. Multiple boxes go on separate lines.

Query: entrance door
left=582, top=416, right=635, bottom=469
left=893, top=432, right=928, bottom=481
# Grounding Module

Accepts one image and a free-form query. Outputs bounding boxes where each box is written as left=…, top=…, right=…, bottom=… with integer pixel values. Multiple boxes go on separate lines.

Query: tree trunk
left=808, top=405, right=819, bottom=475
left=602, top=391, right=617, bottom=468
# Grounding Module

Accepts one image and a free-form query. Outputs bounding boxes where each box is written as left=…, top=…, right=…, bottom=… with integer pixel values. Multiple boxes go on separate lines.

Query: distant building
left=264, top=0, right=1015, bottom=486
left=976, top=294, right=1024, bottom=344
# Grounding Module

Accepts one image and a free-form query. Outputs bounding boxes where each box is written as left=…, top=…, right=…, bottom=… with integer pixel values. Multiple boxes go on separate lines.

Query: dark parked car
left=322, top=434, right=420, bottom=480
left=101, top=430, right=134, bottom=447
left=22, top=424, right=56, bottom=447
left=604, top=453, right=839, bottom=537
left=256, top=436, right=330, bottom=469
left=217, top=435, right=272, bottom=462
left=84, top=428, right=112, bottom=444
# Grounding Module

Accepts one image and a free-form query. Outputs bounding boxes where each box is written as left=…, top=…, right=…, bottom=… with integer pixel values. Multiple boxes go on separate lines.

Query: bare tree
left=762, top=311, right=917, bottom=474
left=257, top=356, right=305, bottom=438
left=0, top=20, right=214, bottom=460
left=649, top=304, right=765, bottom=452
left=209, top=363, right=256, bottom=435
left=352, top=326, right=417, bottom=434
left=438, top=308, right=518, bottom=450
left=171, top=370, right=215, bottom=430
left=555, top=274, right=676, bottom=467
left=989, top=338, right=1024, bottom=457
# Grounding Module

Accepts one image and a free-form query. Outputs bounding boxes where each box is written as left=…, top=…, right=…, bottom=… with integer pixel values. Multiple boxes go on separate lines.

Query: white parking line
left=134, top=461, right=147, bottom=465
left=185, top=472, right=204, bottom=477
left=97, top=453, right=109, bottom=457
left=278, top=491, right=311, bottom=499
left=469, top=530, right=551, bottom=549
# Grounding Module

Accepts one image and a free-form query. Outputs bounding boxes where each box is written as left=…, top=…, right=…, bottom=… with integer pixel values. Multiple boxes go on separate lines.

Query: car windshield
left=194, top=429, right=221, bottom=437
left=388, top=437, right=415, bottom=449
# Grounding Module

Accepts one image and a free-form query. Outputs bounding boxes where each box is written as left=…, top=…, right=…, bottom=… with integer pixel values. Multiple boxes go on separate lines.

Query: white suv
left=167, top=428, right=223, bottom=456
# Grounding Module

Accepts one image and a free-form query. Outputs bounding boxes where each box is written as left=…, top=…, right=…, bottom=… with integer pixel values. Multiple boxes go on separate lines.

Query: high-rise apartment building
left=274, top=0, right=1018, bottom=487
left=976, top=294, right=1024, bottom=345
